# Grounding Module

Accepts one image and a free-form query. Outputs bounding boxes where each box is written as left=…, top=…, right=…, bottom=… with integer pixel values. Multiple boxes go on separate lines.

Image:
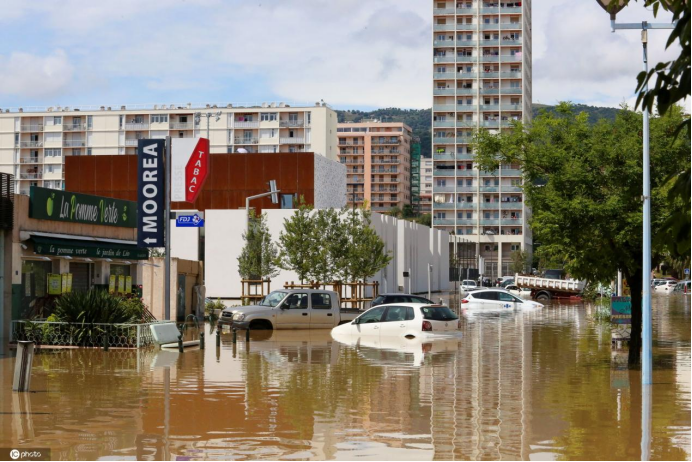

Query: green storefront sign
left=29, top=186, right=137, bottom=228
left=33, top=236, right=149, bottom=260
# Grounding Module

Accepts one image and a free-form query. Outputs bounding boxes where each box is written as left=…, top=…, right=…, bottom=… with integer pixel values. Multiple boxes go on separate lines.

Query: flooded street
left=1, top=295, right=689, bottom=461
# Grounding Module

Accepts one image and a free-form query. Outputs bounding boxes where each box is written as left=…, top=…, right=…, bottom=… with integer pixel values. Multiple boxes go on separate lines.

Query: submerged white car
left=504, top=284, right=532, bottom=298
left=653, top=280, right=677, bottom=293
left=461, top=288, right=544, bottom=310
left=331, top=303, right=461, bottom=339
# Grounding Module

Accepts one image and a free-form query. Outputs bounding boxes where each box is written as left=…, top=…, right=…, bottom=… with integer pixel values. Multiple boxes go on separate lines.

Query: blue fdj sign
left=176, top=214, right=204, bottom=228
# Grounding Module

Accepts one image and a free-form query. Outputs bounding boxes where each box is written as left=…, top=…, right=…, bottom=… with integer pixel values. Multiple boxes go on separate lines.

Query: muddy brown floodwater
left=0, top=294, right=689, bottom=461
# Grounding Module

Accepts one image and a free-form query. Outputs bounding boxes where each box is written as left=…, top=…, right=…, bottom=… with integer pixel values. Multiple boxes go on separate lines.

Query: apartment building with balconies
left=432, top=0, right=532, bottom=278
left=420, top=158, right=434, bottom=214
left=0, top=102, right=338, bottom=195
left=337, top=121, right=412, bottom=213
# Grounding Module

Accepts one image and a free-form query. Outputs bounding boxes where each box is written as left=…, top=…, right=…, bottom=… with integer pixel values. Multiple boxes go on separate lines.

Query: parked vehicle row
left=461, top=288, right=544, bottom=310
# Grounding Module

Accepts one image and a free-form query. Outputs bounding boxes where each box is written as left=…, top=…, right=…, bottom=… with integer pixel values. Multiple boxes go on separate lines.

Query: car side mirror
left=279, top=304, right=288, bottom=310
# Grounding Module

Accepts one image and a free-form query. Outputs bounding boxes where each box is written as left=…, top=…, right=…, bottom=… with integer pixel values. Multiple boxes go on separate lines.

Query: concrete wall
left=313, top=154, right=346, bottom=209
left=170, top=218, right=200, bottom=261
left=141, top=257, right=203, bottom=321
left=204, top=209, right=449, bottom=300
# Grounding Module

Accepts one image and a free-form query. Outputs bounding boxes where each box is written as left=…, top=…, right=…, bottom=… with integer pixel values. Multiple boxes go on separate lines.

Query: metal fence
left=11, top=320, right=165, bottom=348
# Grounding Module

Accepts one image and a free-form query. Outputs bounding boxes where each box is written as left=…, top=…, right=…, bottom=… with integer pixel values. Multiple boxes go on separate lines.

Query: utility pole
left=194, top=111, right=222, bottom=143
left=164, top=136, right=172, bottom=321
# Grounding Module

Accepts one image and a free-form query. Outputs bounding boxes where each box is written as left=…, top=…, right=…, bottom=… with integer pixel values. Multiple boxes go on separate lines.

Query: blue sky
left=0, top=0, right=679, bottom=111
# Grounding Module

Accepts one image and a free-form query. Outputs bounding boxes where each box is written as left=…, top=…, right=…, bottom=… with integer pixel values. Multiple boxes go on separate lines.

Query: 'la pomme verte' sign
left=29, top=186, right=137, bottom=228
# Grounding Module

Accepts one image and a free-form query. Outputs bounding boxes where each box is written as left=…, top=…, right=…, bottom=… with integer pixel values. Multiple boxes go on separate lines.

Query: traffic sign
left=137, top=139, right=165, bottom=247
left=685, top=268, right=690, bottom=275
left=176, top=214, right=205, bottom=228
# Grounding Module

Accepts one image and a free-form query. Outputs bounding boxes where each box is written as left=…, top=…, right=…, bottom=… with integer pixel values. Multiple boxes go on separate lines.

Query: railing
left=433, top=120, right=455, bottom=128
left=480, top=186, right=499, bottom=192
left=170, top=122, right=193, bottom=130
left=371, top=139, right=400, bottom=145
left=433, top=202, right=456, bottom=210
left=343, top=159, right=364, bottom=164
left=481, top=202, right=500, bottom=210
left=433, top=24, right=455, bottom=31
left=21, top=124, right=44, bottom=132
left=235, top=137, right=259, bottom=144
left=455, top=24, right=477, bottom=30
left=371, top=150, right=400, bottom=154
left=433, top=218, right=455, bottom=226
left=19, top=173, right=43, bottom=179
left=480, top=104, right=500, bottom=110
left=433, top=137, right=455, bottom=144
left=371, top=168, right=398, bottom=174
left=280, top=137, right=305, bottom=144
left=372, top=178, right=400, bottom=183
left=433, top=7, right=455, bottom=14
left=503, top=185, right=522, bottom=192
left=11, top=320, right=166, bottom=348
left=433, top=153, right=456, bottom=161
left=371, top=159, right=400, bottom=164
left=501, top=168, right=522, bottom=176
left=433, top=88, right=455, bottom=96
left=501, top=202, right=523, bottom=209
left=20, top=157, right=42, bottom=164
left=502, top=88, right=523, bottom=94
left=480, top=55, right=500, bottom=62
left=63, top=140, right=86, bottom=147
left=232, top=121, right=259, bottom=128
left=501, top=104, right=522, bottom=110
left=514, top=275, right=586, bottom=293
left=124, top=139, right=140, bottom=146
left=63, top=124, right=87, bottom=131
left=433, top=104, right=456, bottom=111
left=279, top=120, right=304, bottom=127
left=123, top=123, right=149, bottom=130
left=371, top=188, right=400, bottom=193
left=481, top=39, right=500, bottom=46
left=19, top=141, right=43, bottom=148
left=501, top=218, right=523, bottom=225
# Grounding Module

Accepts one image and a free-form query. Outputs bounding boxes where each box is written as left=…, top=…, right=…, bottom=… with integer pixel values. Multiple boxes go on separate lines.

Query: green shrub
left=54, top=289, right=140, bottom=325
left=118, top=296, right=146, bottom=321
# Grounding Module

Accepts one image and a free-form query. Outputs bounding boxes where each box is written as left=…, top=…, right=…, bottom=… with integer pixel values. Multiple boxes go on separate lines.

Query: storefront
left=11, top=187, right=149, bottom=321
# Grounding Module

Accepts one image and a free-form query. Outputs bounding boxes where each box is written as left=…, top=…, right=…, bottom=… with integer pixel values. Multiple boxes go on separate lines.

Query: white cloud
left=0, top=50, right=74, bottom=99
left=0, top=0, right=684, bottom=110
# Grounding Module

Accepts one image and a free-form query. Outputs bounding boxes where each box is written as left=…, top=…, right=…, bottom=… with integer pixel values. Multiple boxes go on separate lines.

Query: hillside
left=336, top=104, right=620, bottom=158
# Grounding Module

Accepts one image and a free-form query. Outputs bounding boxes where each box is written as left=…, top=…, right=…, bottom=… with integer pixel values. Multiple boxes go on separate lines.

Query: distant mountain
left=335, top=104, right=620, bottom=158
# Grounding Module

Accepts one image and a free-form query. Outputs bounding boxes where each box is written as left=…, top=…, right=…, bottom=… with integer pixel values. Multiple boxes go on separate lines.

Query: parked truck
left=514, top=274, right=586, bottom=301
left=218, top=289, right=362, bottom=330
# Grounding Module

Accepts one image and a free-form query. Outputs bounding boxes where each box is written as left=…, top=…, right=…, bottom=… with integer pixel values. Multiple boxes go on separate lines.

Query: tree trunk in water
left=627, top=269, right=643, bottom=367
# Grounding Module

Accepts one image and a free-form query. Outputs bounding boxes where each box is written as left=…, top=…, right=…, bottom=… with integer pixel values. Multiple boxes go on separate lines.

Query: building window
left=54, top=116, right=62, bottom=125
left=280, top=194, right=295, bottom=209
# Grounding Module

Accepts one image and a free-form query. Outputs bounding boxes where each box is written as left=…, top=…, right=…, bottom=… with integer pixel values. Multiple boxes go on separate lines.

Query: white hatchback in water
left=461, top=288, right=544, bottom=311
left=331, top=303, right=461, bottom=339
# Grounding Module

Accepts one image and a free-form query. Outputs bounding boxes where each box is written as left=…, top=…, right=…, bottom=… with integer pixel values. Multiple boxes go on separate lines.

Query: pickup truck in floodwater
left=218, top=289, right=362, bottom=330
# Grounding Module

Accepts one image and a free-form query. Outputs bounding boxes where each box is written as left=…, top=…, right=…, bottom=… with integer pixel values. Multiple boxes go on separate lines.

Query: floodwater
left=0, top=295, right=689, bottom=461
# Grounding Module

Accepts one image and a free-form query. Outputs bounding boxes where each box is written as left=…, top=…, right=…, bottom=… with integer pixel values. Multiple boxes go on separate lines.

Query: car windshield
left=463, top=280, right=476, bottom=286
left=259, top=291, right=288, bottom=307
left=420, top=306, right=459, bottom=321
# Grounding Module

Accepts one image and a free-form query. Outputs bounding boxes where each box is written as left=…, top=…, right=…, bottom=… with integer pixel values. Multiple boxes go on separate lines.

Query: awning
left=31, top=236, right=149, bottom=260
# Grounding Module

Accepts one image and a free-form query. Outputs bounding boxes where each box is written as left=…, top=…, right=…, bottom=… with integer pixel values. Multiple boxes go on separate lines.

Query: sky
left=0, top=0, right=681, bottom=111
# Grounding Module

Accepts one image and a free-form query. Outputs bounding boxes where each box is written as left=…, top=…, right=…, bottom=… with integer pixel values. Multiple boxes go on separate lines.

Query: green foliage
left=473, top=102, right=690, bottom=365
left=415, top=213, right=432, bottom=227
left=630, top=0, right=690, bottom=132
left=238, top=211, right=280, bottom=280
left=119, top=296, right=145, bottom=321
left=54, top=289, right=141, bottom=324
left=509, top=249, right=529, bottom=275
left=277, top=198, right=317, bottom=283
left=277, top=202, right=392, bottom=284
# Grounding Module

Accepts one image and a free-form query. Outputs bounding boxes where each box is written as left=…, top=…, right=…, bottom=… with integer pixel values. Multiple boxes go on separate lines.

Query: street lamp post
left=484, top=229, right=496, bottom=285
left=194, top=111, right=222, bottom=142
left=595, top=0, right=676, bottom=386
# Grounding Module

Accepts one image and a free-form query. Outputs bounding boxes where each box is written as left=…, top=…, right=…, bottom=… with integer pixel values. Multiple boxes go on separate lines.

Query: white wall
left=170, top=218, right=200, bottom=261
left=203, top=209, right=450, bottom=300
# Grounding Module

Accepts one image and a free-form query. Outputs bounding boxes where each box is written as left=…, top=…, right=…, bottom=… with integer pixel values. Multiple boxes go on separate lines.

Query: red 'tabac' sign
left=185, top=138, right=210, bottom=203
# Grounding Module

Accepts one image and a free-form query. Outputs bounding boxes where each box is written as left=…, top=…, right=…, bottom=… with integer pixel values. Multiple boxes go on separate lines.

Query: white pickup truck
left=514, top=273, right=586, bottom=301
left=218, top=289, right=362, bottom=330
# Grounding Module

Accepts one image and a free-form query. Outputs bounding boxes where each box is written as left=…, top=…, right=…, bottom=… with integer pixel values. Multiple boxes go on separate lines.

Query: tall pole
left=641, top=28, right=652, bottom=385
left=164, top=136, right=172, bottom=321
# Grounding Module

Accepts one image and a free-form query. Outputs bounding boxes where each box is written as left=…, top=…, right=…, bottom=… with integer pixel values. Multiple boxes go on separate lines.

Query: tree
left=402, top=204, right=415, bottom=218
left=311, top=208, right=350, bottom=284
left=277, top=200, right=316, bottom=284
left=237, top=211, right=279, bottom=280
left=509, top=249, right=529, bottom=275
left=473, top=102, right=690, bottom=367
left=416, top=213, right=432, bottom=227
left=343, top=206, right=393, bottom=282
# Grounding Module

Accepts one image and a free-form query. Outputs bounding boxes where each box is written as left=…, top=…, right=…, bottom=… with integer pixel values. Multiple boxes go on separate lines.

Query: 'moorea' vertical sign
left=137, top=139, right=165, bottom=247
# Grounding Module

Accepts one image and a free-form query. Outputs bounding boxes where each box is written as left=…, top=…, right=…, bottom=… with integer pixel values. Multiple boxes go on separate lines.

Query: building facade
left=337, top=121, right=412, bottom=213
left=432, top=0, right=532, bottom=278
left=419, top=158, right=434, bottom=214
left=0, top=102, right=338, bottom=195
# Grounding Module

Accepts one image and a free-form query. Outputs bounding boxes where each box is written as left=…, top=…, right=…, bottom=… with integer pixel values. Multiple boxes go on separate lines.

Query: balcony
left=456, top=88, right=476, bottom=95
left=455, top=24, right=477, bottom=30
left=280, top=137, right=305, bottom=144
left=500, top=39, right=522, bottom=45
left=371, top=178, right=400, bottom=183
left=433, top=88, right=455, bottom=96
left=433, top=72, right=453, bottom=80
left=371, top=168, right=398, bottom=174
left=433, top=56, right=455, bottom=63
left=501, top=168, right=522, bottom=176
left=455, top=186, right=477, bottom=192
left=433, top=120, right=455, bottom=128
left=170, top=122, right=193, bottom=130
left=481, top=23, right=500, bottom=30
left=433, top=24, right=455, bottom=31
left=502, top=88, right=523, bottom=94
left=20, top=156, right=42, bottom=164
left=481, top=88, right=500, bottom=95
left=501, top=22, right=522, bottom=30
left=481, top=39, right=499, bottom=46
left=21, top=124, right=44, bottom=132
left=20, top=173, right=43, bottom=180
left=433, top=218, right=455, bottom=226
left=501, top=202, right=523, bottom=209
left=480, top=186, right=499, bottom=192
left=232, top=121, right=259, bottom=129
left=433, top=137, right=455, bottom=144
left=433, top=7, right=456, bottom=14
left=433, top=40, right=456, bottom=47
left=481, top=203, right=500, bottom=210
left=19, top=141, right=43, bottom=148
left=481, top=7, right=500, bottom=14
left=456, top=56, right=476, bottom=62
left=372, top=139, right=400, bottom=145
left=482, top=72, right=500, bottom=78
left=234, top=138, right=259, bottom=144
left=63, top=140, right=86, bottom=147
left=371, top=158, right=400, bottom=164
left=501, top=55, right=522, bottom=63
left=343, top=158, right=364, bottom=164
left=371, top=187, right=400, bottom=193
left=502, top=7, right=522, bottom=13
left=480, top=219, right=499, bottom=225
left=279, top=120, right=304, bottom=127
left=457, top=120, right=477, bottom=128
left=63, top=124, right=87, bottom=131
left=480, top=55, right=500, bottom=62
left=457, top=136, right=474, bottom=143
left=480, top=104, right=500, bottom=110
left=371, top=149, right=400, bottom=155
left=124, top=123, right=149, bottom=130
left=433, top=202, right=456, bottom=210
left=501, top=218, right=523, bottom=225
left=124, top=139, right=140, bottom=147
left=503, top=185, right=522, bottom=192
left=481, top=120, right=500, bottom=128
left=433, top=104, right=456, bottom=111
left=433, top=153, right=456, bottom=161
left=500, top=71, right=522, bottom=78
left=501, top=104, right=522, bottom=110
